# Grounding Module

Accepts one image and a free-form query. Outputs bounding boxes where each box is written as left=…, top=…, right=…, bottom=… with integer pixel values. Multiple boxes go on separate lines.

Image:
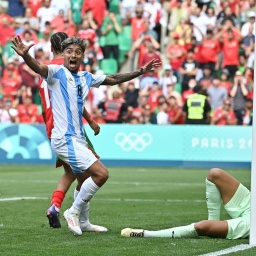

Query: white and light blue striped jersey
left=44, top=64, right=106, bottom=139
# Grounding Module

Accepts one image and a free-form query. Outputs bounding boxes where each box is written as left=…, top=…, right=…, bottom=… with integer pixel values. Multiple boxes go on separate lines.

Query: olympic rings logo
left=114, top=132, right=153, bottom=152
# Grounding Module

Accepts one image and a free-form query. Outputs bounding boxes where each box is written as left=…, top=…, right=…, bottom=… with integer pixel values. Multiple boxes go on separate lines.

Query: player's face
left=63, top=44, right=84, bottom=73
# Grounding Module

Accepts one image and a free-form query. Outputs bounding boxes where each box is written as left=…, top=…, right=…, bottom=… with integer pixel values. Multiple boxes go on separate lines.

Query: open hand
left=140, top=59, right=162, bottom=74
left=11, top=35, right=34, bottom=57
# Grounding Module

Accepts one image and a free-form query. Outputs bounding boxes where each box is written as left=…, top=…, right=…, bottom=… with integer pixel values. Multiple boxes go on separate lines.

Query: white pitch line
left=94, top=198, right=205, bottom=203
left=1, top=180, right=203, bottom=186
left=0, top=197, right=48, bottom=202
left=199, top=244, right=255, bottom=256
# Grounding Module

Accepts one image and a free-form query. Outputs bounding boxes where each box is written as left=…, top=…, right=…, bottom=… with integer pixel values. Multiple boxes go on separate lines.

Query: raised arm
left=103, top=59, right=161, bottom=85
left=11, top=35, right=48, bottom=78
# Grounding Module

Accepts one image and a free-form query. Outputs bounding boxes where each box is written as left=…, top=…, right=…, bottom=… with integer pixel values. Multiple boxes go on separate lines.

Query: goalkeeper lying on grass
left=121, top=168, right=250, bottom=239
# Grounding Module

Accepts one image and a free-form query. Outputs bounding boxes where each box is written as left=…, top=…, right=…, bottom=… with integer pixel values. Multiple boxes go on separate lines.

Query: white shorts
left=51, top=135, right=98, bottom=174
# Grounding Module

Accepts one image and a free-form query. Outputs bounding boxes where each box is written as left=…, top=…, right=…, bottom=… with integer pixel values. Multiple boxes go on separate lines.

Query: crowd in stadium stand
left=0, top=0, right=254, bottom=126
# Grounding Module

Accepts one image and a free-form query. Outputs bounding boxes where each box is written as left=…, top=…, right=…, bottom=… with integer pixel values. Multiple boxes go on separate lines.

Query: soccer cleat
left=46, top=205, right=61, bottom=228
left=80, top=221, right=108, bottom=232
left=63, top=209, right=82, bottom=235
left=121, top=228, right=144, bottom=237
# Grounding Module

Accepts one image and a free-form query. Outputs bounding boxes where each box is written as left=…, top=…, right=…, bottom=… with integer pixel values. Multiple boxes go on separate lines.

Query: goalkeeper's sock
left=51, top=190, right=65, bottom=209
left=206, top=178, right=222, bottom=220
left=144, top=224, right=198, bottom=238
left=69, top=177, right=99, bottom=213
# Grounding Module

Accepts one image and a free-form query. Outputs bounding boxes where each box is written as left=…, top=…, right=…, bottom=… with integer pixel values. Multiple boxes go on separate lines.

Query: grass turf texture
left=0, top=165, right=255, bottom=256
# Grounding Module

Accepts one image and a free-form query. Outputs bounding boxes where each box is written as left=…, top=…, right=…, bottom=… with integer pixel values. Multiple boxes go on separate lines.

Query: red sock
left=51, top=190, right=65, bottom=209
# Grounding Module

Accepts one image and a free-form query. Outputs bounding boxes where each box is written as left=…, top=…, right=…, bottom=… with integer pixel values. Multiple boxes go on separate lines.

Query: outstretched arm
left=103, top=59, right=161, bottom=85
left=11, top=35, right=48, bottom=78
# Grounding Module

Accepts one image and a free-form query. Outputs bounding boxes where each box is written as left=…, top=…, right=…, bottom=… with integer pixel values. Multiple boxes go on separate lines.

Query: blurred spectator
left=219, top=69, right=232, bottom=95
left=16, top=94, right=38, bottom=123
left=168, top=0, right=189, bottom=32
left=207, top=76, right=228, bottom=111
left=126, top=5, right=147, bottom=41
left=121, top=0, right=138, bottom=20
left=101, top=12, right=122, bottom=62
left=51, top=0, right=72, bottom=20
left=21, top=8, right=40, bottom=33
left=18, top=62, right=38, bottom=96
left=198, top=65, right=214, bottom=90
left=218, top=27, right=241, bottom=78
left=168, top=95, right=184, bottom=124
left=81, top=0, right=107, bottom=27
left=241, top=11, right=255, bottom=37
left=173, top=18, right=193, bottom=46
left=19, top=30, right=36, bottom=63
left=62, top=18, right=77, bottom=37
left=217, top=5, right=239, bottom=28
left=182, top=78, right=196, bottom=103
left=128, top=94, right=148, bottom=123
left=2, top=62, right=21, bottom=99
left=35, top=30, right=51, bottom=54
left=0, top=16, right=15, bottom=46
left=190, top=5, right=208, bottom=42
left=144, top=0, right=163, bottom=43
left=78, top=18, right=97, bottom=42
left=36, top=0, right=56, bottom=32
left=211, top=98, right=237, bottom=126
left=166, top=33, right=186, bottom=83
left=183, top=85, right=211, bottom=124
left=125, top=80, right=139, bottom=108
left=50, top=9, right=66, bottom=32
left=14, top=17, right=24, bottom=35
left=243, top=98, right=253, bottom=126
left=204, top=7, right=217, bottom=30
left=140, top=42, right=162, bottom=74
left=0, top=97, right=18, bottom=123
left=20, top=21, right=39, bottom=43
left=26, top=0, right=42, bottom=17
left=159, top=64, right=177, bottom=98
left=141, top=103, right=157, bottom=124
left=70, top=0, right=83, bottom=26
left=147, top=81, right=162, bottom=111
left=241, top=25, right=255, bottom=58
left=156, top=101, right=170, bottom=125
left=129, top=34, right=160, bottom=71
left=95, top=91, right=129, bottom=124
left=140, top=70, right=159, bottom=89
left=230, top=70, right=248, bottom=125
left=139, top=19, right=158, bottom=41
left=199, top=29, right=220, bottom=73
left=179, top=49, right=199, bottom=92
left=8, top=0, right=25, bottom=17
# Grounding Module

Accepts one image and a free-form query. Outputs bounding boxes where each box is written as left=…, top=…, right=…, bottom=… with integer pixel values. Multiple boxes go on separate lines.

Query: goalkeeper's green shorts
left=225, top=184, right=250, bottom=239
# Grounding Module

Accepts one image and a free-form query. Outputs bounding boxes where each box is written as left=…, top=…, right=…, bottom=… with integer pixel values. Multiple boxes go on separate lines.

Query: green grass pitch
left=0, top=165, right=255, bottom=256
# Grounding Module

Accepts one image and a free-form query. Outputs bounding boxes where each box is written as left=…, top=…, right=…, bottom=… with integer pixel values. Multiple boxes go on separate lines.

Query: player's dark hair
left=61, top=37, right=87, bottom=52
left=50, top=32, right=68, bottom=54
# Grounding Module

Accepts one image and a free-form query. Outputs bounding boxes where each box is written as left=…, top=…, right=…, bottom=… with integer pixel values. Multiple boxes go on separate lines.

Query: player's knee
left=96, top=166, right=109, bottom=184
left=194, top=221, right=208, bottom=235
left=207, top=168, right=223, bottom=183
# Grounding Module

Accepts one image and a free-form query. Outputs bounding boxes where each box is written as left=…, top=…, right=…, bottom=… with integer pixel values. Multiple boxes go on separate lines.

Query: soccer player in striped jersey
left=12, top=35, right=161, bottom=235
left=39, top=32, right=105, bottom=231
left=121, top=168, right=250, bottom=240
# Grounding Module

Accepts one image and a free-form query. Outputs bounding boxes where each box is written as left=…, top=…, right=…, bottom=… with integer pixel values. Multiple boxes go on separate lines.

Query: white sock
left=144, top=224, right=198, bottom=238
left=69, top=177, right=99, bottom=214
left=206, top=178, right=222, bottom=220
left=74, top=188, right=79, bottom=200
left=74, top=187, right=90, bottom=223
